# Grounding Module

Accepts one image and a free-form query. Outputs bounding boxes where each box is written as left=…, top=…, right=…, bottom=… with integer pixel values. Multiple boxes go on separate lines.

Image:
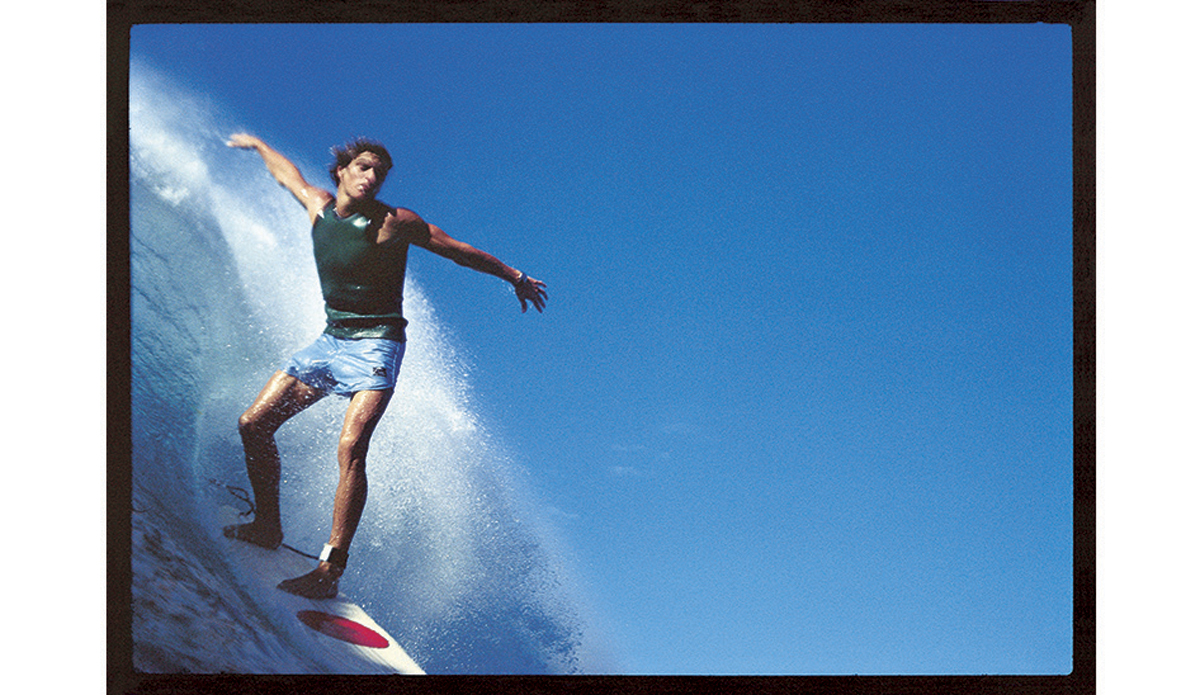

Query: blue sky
left=131, top=22, right=1074, bottom=674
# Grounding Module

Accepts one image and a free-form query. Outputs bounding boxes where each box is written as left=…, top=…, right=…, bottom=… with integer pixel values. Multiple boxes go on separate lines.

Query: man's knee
left=238, top=410, right=275, bottom=440
left=338, top=436, right=369, bottom=470
left=337, top=434, right=371, bottom=473
left=337, top=390, right=389, bottom=471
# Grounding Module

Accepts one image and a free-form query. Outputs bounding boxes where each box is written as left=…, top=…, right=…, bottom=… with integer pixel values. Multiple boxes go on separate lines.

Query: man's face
left=338, top=152, right=387, bottom=200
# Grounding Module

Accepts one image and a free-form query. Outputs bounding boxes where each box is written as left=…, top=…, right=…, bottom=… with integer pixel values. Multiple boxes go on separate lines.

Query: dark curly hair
left=328, top=138, right=394, bottom=186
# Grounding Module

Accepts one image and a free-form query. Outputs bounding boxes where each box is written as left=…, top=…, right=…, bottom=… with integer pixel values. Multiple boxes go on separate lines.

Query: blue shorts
left=282, top=333, right=406, bottom=396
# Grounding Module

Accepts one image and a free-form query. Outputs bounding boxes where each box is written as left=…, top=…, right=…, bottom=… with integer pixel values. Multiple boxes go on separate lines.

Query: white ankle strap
left=319, top=543, right=349, bottom=568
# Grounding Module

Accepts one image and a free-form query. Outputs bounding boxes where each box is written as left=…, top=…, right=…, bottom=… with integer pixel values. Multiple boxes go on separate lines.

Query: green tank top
left=311, top=201, right=409, bottom=341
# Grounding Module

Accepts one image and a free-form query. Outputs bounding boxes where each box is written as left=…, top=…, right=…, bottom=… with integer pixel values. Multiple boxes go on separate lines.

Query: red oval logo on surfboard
left=296, top=610, right=390, bottom=649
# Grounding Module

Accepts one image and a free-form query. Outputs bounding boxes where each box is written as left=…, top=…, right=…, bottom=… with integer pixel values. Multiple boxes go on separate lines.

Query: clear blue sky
left=131, top=22, right=1074, bottom=674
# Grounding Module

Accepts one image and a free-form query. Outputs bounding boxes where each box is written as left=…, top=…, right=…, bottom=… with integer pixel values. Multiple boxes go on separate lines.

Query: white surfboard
left=217, top=506, right=424, bottom=674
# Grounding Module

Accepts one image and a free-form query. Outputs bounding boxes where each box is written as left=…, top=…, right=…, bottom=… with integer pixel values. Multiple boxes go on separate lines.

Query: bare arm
left=227, top=133, right=332, bottom=222
left=388, top=209, right=547, bottom=313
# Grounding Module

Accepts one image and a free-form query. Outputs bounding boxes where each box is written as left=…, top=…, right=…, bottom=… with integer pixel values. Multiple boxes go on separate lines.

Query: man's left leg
left=277, top=388, right=394, bottom=599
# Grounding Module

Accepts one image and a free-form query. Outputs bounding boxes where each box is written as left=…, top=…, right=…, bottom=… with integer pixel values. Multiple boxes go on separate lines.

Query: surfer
left=223, top=133, right=547, bottom=599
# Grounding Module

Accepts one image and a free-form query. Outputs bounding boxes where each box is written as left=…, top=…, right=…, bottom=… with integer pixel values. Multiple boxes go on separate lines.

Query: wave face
left=128, top=60, right=597, bottom=674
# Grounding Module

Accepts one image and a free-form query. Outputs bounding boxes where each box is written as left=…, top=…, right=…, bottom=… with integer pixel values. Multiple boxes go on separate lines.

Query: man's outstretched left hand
left=514, top=273, right=548, bottom=313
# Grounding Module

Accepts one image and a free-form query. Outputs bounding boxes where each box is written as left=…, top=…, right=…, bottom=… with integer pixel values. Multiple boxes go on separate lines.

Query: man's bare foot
left=277, top=563, right=342, bottom=599
left=223, top=520, right=283, bottom=550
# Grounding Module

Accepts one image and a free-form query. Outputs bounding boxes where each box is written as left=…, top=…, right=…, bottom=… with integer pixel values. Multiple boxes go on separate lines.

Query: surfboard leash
left=281, top=543, right=321, bottom=561
left=208, top=478, right=255, bottom=517
left=210, top=478, right=323, bottom=562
